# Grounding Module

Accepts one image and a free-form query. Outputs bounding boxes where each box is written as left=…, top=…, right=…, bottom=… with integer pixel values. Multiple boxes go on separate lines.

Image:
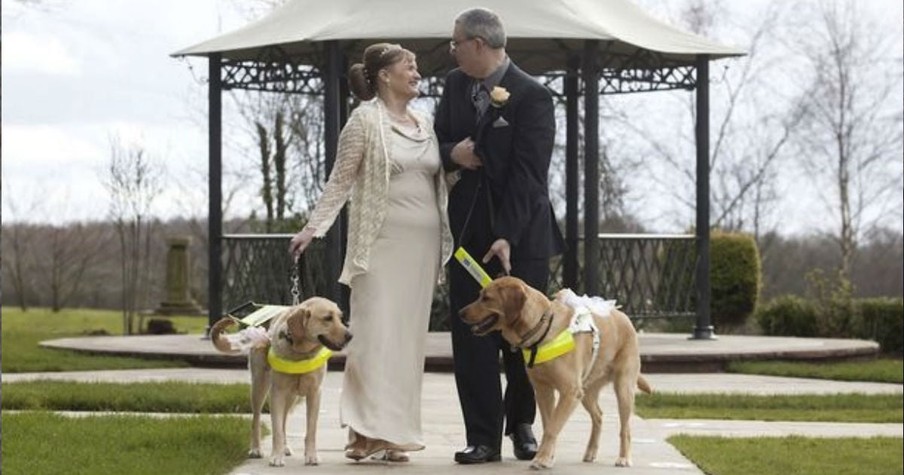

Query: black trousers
left=449, top=254, right=550, bottom=450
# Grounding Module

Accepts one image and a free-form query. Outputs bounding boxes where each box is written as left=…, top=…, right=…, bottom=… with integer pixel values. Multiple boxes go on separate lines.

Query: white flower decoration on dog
left=489, top=86, right=510, bottom=108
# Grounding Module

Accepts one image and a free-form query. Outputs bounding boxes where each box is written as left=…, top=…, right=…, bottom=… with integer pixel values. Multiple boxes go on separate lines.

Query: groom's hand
left=482, top=239, right=511, bottom=275
left=451, top=138, right=482, bottom=170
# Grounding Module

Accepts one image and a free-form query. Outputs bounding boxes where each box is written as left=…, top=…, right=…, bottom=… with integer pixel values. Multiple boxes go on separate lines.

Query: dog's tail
left=210, top=317, right=240, bottom=354
left=636, top=374, right=653, bottom=394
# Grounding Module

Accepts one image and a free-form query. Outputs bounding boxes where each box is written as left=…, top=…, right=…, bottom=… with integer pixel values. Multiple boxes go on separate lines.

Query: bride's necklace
left=386, top=108, right=413, bottom=123
left=387, top=110, right=421, bottom=132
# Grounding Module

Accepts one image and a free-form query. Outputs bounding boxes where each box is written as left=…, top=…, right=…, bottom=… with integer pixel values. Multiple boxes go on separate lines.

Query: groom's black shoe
left=510, top=423, right=538, bottom=460
left=454, top=445, right=501, bottom=464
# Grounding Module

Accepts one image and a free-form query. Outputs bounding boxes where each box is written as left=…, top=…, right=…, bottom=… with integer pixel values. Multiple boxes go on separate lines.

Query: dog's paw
left=269, top=455, right=285, bottom=467
left=248, top=448, right=263, bottom=459
left=614, top=457, right=632, bottom=467
left=530, top=455, right=555, bottom=470
left=582, top=451, right=596, bottom=463
left=284, top=445, right=293, bottom=456
left=304, top=453, right=320, bottom=466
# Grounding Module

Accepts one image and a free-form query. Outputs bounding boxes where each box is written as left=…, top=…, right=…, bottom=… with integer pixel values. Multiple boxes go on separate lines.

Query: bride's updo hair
left=348, top=43, right=414, bottom=101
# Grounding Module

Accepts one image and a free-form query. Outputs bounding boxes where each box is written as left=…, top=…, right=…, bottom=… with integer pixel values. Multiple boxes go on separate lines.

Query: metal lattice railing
left=219, top=46, right=696, bottom=98
left=595, top=234, right=696, bottom=318
left=546, top=234, right=697, bottom=319
left=221, top=46, right=324, bottom=95
left=221, top=234, right=330, bottom=313
left=220, top=234, right=696, bottom=325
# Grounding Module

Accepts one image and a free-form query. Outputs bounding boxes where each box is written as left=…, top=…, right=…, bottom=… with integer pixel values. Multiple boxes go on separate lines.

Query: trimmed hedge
left=856, top=298, right=904, bottom=355
left=756, top=295, right=819, bottom=337
left=710, top=231, right=761, bottom=332
left=758, top=296, right=903, bottom=355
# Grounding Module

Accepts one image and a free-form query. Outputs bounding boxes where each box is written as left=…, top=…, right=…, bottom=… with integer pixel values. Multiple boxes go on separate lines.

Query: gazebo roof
left=173, top=0, right=744, bottom=75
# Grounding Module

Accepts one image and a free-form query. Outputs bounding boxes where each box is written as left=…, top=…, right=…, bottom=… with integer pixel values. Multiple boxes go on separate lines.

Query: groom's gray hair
left=455, top=8, right=506, bottom=49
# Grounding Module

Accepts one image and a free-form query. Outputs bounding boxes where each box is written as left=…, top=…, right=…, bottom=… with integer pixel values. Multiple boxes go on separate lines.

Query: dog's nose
left=457, top=308, right=469, bottom=321
left=344, top=332, right=353, bottom=343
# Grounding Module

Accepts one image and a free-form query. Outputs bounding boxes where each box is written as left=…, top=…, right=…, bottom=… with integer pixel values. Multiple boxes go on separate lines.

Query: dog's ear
left=286, top=307, right=311, bottom=340
left=500, top=281, right=527, bottom=321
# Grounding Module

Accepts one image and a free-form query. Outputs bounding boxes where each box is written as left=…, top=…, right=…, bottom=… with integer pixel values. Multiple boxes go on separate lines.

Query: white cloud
left=2, top=124, right=103, bottom=167
left=1, top=30, right=81, bottom=76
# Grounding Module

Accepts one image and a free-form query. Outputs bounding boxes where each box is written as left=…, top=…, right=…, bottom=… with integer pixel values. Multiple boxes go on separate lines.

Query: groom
left=435, top=7, right=566, bottom=464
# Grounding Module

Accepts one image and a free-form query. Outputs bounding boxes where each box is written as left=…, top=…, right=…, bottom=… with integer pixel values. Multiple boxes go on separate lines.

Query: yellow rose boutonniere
left=489, top=86, right=510, bottom=108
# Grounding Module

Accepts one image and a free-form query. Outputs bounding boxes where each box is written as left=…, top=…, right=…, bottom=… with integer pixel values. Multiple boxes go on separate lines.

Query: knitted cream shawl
left=306, top=99, right=453, bottom=285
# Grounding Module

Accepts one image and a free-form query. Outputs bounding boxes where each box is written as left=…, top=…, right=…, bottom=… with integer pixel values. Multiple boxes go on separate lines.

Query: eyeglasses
left=449, top=37, right=480, bottom=53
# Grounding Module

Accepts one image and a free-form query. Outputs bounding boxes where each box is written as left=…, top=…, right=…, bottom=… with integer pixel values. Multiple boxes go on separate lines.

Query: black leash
left=525, top=313, right=555, bottom=369
left=458, top=173, right=496, bottom=256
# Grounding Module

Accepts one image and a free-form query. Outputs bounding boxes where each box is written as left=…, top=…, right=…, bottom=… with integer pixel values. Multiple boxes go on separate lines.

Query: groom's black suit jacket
left=435, top=63, right=565, bottom=262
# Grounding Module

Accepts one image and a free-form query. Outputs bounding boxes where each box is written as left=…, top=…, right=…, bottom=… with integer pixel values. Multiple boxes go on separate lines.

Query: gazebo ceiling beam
left=219, top=44, right=697, bottom=96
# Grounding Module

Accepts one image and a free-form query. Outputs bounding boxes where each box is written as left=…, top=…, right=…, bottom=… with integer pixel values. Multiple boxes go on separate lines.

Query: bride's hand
left=289, top=227, right=316, bottom=259
left=451, top=138, right=482, bottom=170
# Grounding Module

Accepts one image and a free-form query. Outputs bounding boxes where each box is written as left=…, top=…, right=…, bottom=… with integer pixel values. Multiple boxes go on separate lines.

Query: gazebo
left=173, top=0, right=744, bottom=339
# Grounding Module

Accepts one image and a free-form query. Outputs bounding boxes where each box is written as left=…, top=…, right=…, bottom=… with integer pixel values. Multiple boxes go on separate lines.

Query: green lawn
left=2, top=380, right=255, bottom=413
left=2, top=412, right=248, bottom=475
left=669, top=435, right=903, bottom=475
left=727, top=358, right=904, bottom=384
left=1, top=307, right=208, bottom=372
left=0, top=308, right=258, bottom=474
left=636, top=392, right=902, bottom=422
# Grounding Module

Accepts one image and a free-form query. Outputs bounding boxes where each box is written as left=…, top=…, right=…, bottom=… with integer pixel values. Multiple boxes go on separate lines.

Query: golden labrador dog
left=460, top=276, right=652, bottom=469
left=211, top=297, right=352, bottom=467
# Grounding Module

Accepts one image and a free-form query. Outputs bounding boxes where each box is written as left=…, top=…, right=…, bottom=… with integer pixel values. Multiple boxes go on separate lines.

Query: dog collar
left=267, top=346, right=332, bottom=374
left=522, top=329, right=575, bottom=367
left=517, top=310, right=554, bottom=348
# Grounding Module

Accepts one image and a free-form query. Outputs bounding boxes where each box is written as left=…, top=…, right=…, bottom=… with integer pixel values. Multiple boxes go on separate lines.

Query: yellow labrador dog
left=460, top=276, right=652, bottom=469
left=211, top=297, right=352, bottom=467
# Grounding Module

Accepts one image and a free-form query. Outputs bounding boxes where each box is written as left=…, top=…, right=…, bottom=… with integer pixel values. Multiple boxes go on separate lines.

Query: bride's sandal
left=380, top=449, right=410, bottom=462
left=344, top=434, right=369, bottom=461
left=346, top=437, right=392, bottom=461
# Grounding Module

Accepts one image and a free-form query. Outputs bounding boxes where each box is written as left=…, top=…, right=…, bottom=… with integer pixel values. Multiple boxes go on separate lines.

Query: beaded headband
left=362, top=46, right=401, bottom=85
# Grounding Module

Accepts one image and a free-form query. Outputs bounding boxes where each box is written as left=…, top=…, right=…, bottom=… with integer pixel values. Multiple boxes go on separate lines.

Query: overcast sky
left=2, top=0, right=902, bottom=236
left=2, top=0, right=242, bottom=224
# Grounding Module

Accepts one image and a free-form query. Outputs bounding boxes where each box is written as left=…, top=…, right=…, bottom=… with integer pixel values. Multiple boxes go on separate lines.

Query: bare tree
left=221, top=0, right=327, bottom=230
left=2, top=222, right=35, bottom=310
left=628, top=0, right=802, bottom=237
left=547, top=93, right=645, bottom=232
left=1, top=183, right=44, bottom=310
left=791, top=0, right=904, bottom=282
left=103, top=137, right=164, bottom=334
left=253, top=110, right=291, bottom=230
left=38, top=223, right=109, bottom=311
left=232, top=89, right=326, bottom=231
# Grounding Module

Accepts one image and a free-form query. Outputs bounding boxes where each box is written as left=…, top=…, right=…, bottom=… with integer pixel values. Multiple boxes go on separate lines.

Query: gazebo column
left=323, top=41, right=345, bottom=308
left=582, top=40, right=600, bottom=296
left=692, top=55, right=715, bottom=339
left=207, top=52, right=223, bottom=332
left=563, top=55, right=580, bottom=290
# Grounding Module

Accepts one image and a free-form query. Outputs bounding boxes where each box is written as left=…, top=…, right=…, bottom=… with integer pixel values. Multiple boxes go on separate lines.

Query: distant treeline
left=1, top=218, right=901, bottom=312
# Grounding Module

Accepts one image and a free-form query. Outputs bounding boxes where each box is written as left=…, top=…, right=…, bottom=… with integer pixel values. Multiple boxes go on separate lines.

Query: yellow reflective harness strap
left=522, top=329, right=575, bottom=367
left=268, top=346, right=332, bottom=374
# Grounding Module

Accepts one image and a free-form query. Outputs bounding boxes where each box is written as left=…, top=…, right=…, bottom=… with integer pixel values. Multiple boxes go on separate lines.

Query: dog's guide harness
left=268, top=346, right=333, bottom=374
left=516, top=294, right=603, bottom=378
left=519, top=308, right=600, bottom=370
left=225, top=257, right=334, bottom=374
left=518, top=310, right=559, bottom=368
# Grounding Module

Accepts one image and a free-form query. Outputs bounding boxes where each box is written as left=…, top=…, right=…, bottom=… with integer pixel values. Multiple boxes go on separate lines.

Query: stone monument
left=155, top=236, right=204, bottom=315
